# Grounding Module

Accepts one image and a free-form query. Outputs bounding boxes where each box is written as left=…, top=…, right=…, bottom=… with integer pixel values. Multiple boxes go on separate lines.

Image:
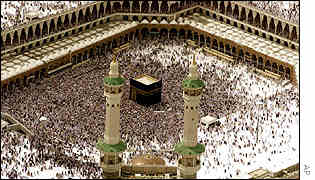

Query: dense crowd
left=1, top=36, right=299, bottom=179
left=1, top=1, right=95, bottom=30
left=238, top=1, right=299, bottom=24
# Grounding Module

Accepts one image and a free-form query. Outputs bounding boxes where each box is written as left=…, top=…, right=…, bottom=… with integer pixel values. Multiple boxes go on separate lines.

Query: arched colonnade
left=1, top=24, right=294, bottom=95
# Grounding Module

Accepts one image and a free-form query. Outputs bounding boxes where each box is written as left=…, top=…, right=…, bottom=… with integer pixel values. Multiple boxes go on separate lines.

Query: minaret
left=96, top=53, right=126, bottom=179
left=175, top=52, right=205, bottom=179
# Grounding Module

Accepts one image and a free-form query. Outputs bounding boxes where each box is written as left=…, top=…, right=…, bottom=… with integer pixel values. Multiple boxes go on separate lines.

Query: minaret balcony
left=183, top=88, right=203, bottom=97
left=182, top=79, right=205, bottom=89
left=178, top=159, right=201, bottom=167
left=104, top=76, right=125, bottom=86
left=177, top=163, right=201, bottom=173
left=104, top=83, right=124, bottom=96
left=101, top=156, right=123, bottom=166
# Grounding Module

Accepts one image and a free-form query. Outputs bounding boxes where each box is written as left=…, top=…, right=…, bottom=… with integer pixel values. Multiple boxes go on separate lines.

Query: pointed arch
left=28, top=26, right=33, bottom=40
left=105, top=0, right=111, bottom=14
left=141, top=27, right=149, bottom=38
left=92, top=4, right=97, bottom=20
left=290, top=26, right=297, bottom=41
left=173, top=2, right=179, bottom=12
left=212, top=39, right=218, bottom=50
left=49, top=19, right=55, bottom=34
left=254, top=13, right=261, bottom=27
left=286, top=67, right=291, bottom=78
left=219, top=41, right=224, bottom=52
left=233, top=4, right=239, bottom=19
left=179, top=28, right=185, bottom=39
left=240, top=7, right=246, bottom=21
left=13, top=31, right=19, bottom=45
left=239, top=49, right=244, bottom=58
left=35, top=24, right=41, bottom=39
left=64, top=14, right=69, bottom=28
left=258, top=57, right=263, bottom=69
left=206, top=36, right=211, bottom=47
left=276, top=22, right=283, bottom=35
left=180, top=1, right=185, bottom=9
left=161, top=0, right=168, bottom=14
left=42, top=21, right=48, bottom=36
left=132, top=0, right=140, bottom=13
left=122, top=0, right=130, bottom=13
left=272, top=62, right=278, bottom=73
left=78, top=9, right=84, bottom=24
left=262, top=15, right=268, bottom=30
left=85, top=7, right=91, bottom=22
left=113, top=2, right=121, bottom=13
left=170, top=28, right=178, bottom=39
left=160, top=28, right=168, bottom=37
left=20, top=28, right=26, bottom=43
left=219, top=1, right=225, bottom=14
left=265, top=60, right=271, bottom=71
left=226, top=2, right=232, bottom=16
left=225, top=43, right=231, bottom=55
left=252, top=54, right=257, bottom=67
left=269, top=18, right=275, bottom=33
left=200, top=34, right=205, bottom=45
left=282, top=24, right=290, bottom=38
left=151, top=0, right=159, bottom=13
left=193, top=31, right=198, bottom=41
left=71, top=12, right=76, bottom=25
left=57, top=16, right=63, bottom=31
left=279, top=64, right=284, bottom=73
left=187, top=30, right=193, bottom=40
left=248, top=10, right=253, bottom=24
left=141, top=1, right=149, bottom=13
left=99, top=2, right=104, bottom=17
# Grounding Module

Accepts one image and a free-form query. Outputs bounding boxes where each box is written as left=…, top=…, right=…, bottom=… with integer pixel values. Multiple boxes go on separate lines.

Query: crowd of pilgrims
left=1, top=1, right=94, bottom=30
left=1, top=36, right=299, bottom=179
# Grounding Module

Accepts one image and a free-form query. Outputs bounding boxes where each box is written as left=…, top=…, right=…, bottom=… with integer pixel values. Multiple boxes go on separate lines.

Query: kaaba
left=129, top=74, right=162, bottom=105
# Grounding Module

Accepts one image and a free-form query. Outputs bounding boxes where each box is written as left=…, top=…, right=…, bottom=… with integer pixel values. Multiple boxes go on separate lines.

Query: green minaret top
left=182, top=52, right=205, bottom=89
left=104, top=54, right=125, bottom=86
